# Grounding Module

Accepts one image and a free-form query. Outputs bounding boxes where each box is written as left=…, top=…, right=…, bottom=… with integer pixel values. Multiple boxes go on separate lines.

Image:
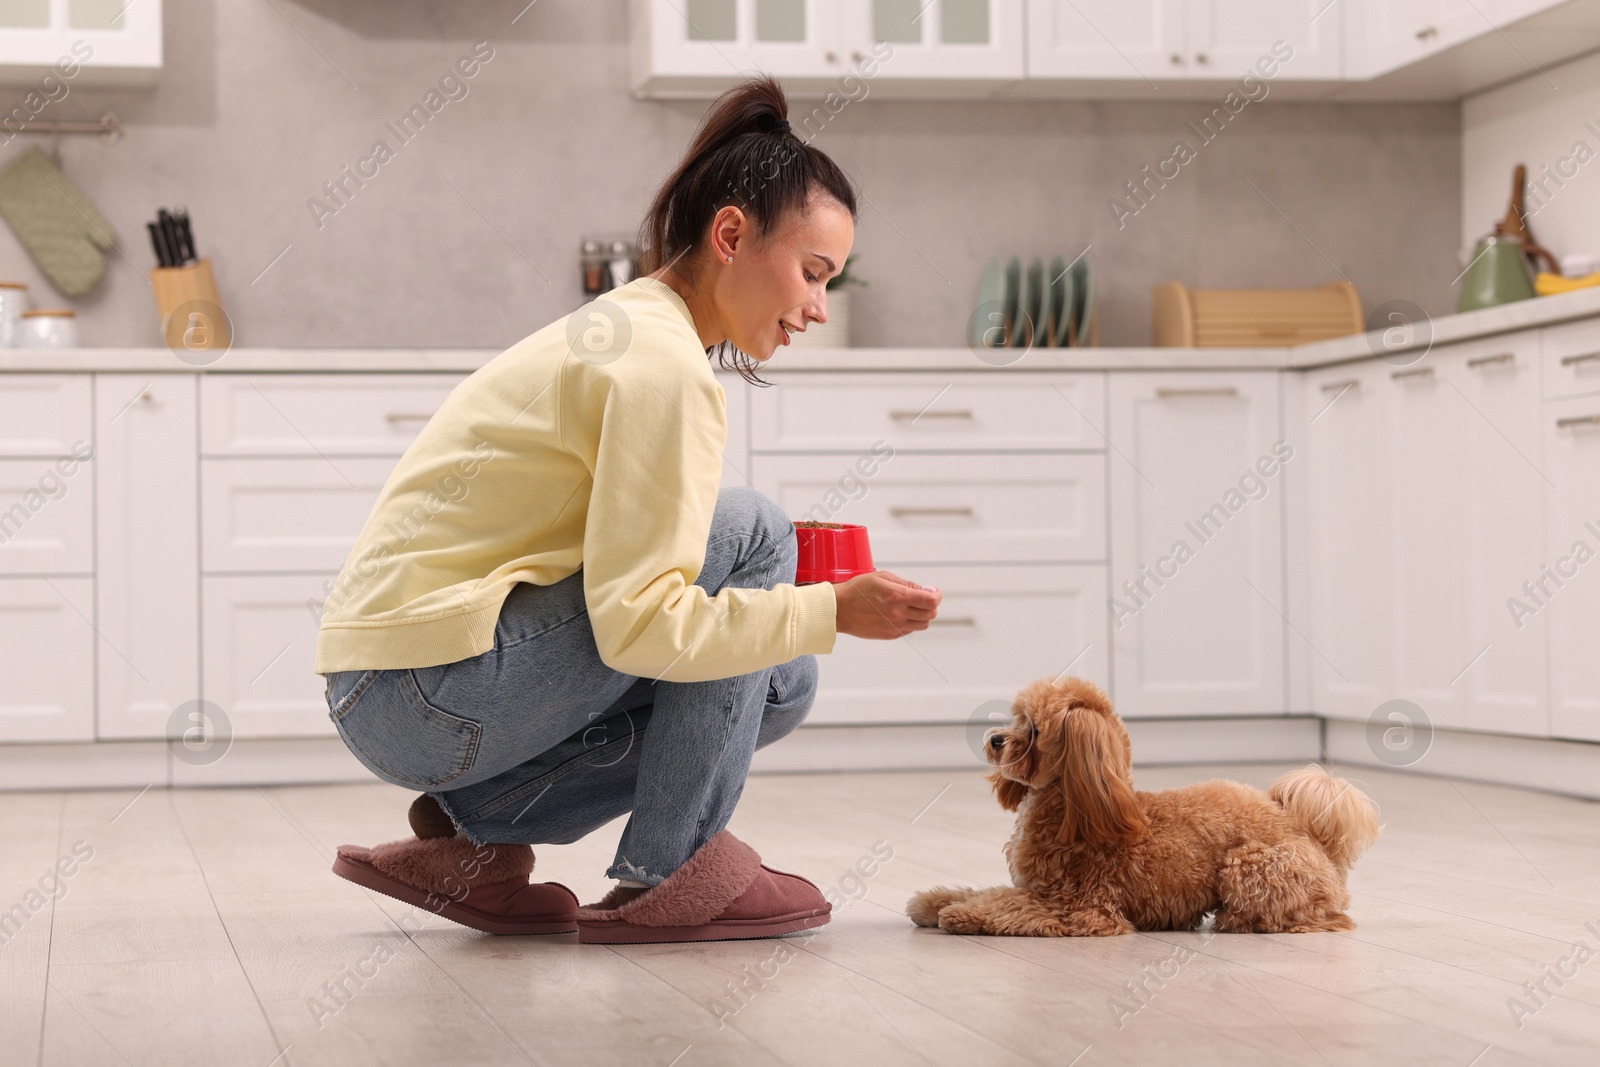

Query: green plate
left=970, top=257, right=1006, bottom=348
left=1070, top=254, right=1094, bottom=347
left=1049, top=254, right=1075, bottom=348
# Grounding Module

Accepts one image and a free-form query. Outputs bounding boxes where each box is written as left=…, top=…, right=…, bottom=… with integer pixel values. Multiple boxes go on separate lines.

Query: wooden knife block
left=149, top=258, right=231, bottom=353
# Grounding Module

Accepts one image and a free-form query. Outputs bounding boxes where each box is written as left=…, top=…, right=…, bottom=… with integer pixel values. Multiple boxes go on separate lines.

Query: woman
left=317, top=77, right=941, bottom=944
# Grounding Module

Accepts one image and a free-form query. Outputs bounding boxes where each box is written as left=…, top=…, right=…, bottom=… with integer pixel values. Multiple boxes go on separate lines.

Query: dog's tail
left=1270, top=764, right=1381, bottom=870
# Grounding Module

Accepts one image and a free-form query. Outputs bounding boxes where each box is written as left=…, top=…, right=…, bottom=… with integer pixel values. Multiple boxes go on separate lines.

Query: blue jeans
left=323, top=486, right=819, bottom=887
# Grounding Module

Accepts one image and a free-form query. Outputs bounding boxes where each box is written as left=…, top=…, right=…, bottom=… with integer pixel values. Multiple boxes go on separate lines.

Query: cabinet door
left=639, top=0, right=842, bottom=80
left=1447, top=338, right=1548, bottom=736
left=1546, top=395, right=1600, bottom=742
left=0, top=457, right=94, bottom=575
left=1355, top=0, right=1484, bottom=78
left=1187, top=0, right=1339, bottom=79
left=1385, top=359, right=1470, bottom=729
left=1025, top=0, right=1184, bottom=80
left=203, top=575, right=338, bottom=739
left=95, top=375, right=201, bottom=740
left=1107, top=373, right=1284, bottom=717
left=0, top=577, right=94, bottom=741
left=1304, top=361, right=1393, bottom=720
left=809, top=564, right=1107, bottom=724
left=839, top=0, right=1025, bottom=79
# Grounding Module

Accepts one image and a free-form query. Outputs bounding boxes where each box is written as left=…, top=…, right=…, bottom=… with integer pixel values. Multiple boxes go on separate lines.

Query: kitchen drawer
left=0, top=374, right=91, bottom=456
left=0, top=577, right=94, bottom=741
left=1543, top=319, right=1600, bottom=399
left=807, top=564, right=1108, bottom=725
left=202, top=574, right=338, bottom=738
left=752, top=373, right=1106, bottom=452
left=1546, top=393, right=1600, bottom=743
left=201, top=374, right=467, bottom=456
left=754, top=452, right=1105, bottom=563
left=0, top=456, right=94, bottom=574
left=202, top=457, right=397, bottom=573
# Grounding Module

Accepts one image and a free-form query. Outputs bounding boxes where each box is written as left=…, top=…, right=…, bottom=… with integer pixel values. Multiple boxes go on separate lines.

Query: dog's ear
left=1054, top=706, right=1148, bottom=846
left=987, top=767, right=1028, bottom=812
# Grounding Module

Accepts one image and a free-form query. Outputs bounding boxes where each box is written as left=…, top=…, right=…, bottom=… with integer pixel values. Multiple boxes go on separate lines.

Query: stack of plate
left=970, top=254, right=1096, bottom=350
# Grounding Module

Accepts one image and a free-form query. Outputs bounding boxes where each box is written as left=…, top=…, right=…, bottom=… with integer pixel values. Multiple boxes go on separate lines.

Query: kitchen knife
left=174, top=209, right=197, bottom=264
left=157, top=208, right=183, bottom=267
left=148, top=219, right=171, bottom=267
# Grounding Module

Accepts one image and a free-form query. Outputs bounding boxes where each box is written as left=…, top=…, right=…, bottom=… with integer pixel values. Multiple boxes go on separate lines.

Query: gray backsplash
left=0, top=0, right=1461, bottom=350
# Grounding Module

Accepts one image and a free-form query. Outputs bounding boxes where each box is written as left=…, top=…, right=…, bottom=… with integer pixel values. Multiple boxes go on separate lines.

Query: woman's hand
left=834, top=570, right=942, bottom=639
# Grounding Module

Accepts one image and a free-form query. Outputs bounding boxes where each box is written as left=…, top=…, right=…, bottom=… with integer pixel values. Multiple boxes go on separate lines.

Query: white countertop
left=4, top=287, right=1597, bottom=375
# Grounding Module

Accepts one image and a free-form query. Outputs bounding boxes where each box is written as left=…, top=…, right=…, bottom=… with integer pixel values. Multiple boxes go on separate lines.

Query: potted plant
left=792, top=255, right=865, bottom=348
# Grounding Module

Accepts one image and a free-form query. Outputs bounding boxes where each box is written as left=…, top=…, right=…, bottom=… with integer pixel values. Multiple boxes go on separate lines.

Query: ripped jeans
left=323, top=486, right=819, bottom=887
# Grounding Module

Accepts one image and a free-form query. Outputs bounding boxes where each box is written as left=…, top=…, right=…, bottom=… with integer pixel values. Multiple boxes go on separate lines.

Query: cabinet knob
left=1194, top=53, right=1209, bottom=65
left=1416, top=25, right=1439, bottom=41
left=825, top=50, right=837, bottom=63
left=139, top=389, right=154, bottom=403
left=852, top=50, right=863, bottom=63
left=1170, top=53, right=1182, bottom=65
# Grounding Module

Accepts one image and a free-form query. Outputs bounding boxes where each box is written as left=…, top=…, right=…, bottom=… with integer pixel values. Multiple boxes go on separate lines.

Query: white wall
left=1463, top=49, right=1600, bottom=267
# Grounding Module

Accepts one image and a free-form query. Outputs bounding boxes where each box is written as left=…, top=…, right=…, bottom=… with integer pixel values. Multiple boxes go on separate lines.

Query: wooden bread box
left=1153, top=280, right=1363, bottom=347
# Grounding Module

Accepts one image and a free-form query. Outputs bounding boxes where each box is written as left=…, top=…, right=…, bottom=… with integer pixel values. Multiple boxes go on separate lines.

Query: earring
left=726, top=256, right=733, bottom=263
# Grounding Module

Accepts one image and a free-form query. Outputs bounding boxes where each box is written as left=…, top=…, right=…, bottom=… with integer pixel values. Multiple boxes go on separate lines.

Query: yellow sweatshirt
left=313, top=276, right=838, bottom=681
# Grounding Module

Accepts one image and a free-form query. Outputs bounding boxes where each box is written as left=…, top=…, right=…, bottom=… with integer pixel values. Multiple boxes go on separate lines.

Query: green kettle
left=1457, top=234, right=1535, bottom=312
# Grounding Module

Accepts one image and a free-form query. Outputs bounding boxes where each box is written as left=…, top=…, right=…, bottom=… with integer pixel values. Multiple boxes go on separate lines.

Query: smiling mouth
left=779, top=319, right=802, bottom=344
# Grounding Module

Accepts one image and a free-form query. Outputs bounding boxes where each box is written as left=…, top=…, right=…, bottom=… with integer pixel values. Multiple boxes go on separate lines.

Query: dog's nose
left=988, top=734, right=1005, bottom=751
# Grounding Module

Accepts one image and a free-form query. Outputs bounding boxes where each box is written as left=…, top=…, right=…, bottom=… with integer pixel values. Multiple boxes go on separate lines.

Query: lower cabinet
left=805, top=564, right=1108, bottom=725
left=1107, top=372, right=1286, bottom=717
left=0, top=577, right=95, bottom=741
left=202, top=574, right=339, bottom=738
left=1546, top=393, right=1600, bottom=742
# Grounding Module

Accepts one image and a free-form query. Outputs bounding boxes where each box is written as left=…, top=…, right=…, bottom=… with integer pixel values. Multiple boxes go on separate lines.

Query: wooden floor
left=3, top=762, right=1599, bottom=1066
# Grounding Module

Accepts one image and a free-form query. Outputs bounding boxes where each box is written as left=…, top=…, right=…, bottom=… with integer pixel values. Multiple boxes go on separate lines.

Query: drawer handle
left=1392, top=366, right=1434, bottom=381
left=1416, top=25, right=1438, bottom=40
left=1156, top=387, right=1238, bottom=398
left=1466, top=352, right=1515, bottom=369
left=889, top=506, right=975, bottom=518
left=1320, top=379, right=1359, bottom=393
left=889, top=409, right=974, bottom=421
left=928, top=616, right=976, bottom=627
left=385, top=412, right=435, bottom=423
left=1560, top=351, right=1600, bottom=367
left=1556, top=414, right=1600, bottom=430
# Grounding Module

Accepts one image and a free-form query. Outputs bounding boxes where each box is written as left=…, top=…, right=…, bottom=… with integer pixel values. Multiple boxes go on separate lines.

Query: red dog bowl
left=793, top=521, right=874, bottom=585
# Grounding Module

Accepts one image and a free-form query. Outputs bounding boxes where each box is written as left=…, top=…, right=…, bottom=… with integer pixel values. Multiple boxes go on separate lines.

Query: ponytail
left=638, top=76, right=858, bottom=384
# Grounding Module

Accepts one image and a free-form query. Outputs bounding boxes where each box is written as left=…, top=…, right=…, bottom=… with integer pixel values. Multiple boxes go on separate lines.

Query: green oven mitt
left=0, top=147, right=117, bottom=298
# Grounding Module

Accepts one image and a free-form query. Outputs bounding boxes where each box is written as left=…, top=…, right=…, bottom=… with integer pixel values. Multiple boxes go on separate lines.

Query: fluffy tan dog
left=907, top=676, right=1381, bottom=936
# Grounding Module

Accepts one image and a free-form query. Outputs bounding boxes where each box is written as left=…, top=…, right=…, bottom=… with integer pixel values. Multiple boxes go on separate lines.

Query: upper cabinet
left=630, top=0, right=1024, bottom=96
left=1026, top=0, right=1337, bottom=83
left=0, top=0, right=162, bottom=87
left=633, top=0, right=1600, bottom=99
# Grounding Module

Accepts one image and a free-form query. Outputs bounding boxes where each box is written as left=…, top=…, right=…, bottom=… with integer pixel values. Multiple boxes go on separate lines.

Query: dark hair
left=638, top=75, right=859, bottom=385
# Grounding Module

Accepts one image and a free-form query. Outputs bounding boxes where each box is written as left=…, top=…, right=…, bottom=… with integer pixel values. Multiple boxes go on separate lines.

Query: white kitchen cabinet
left=200, top=374, right=466, bottom=457
left=1351, top=0, right=1483, bottom=77
left=1302, top=359, right=1393, bottom=721
left=1107, top=372, right=1285, bottom=716
left=752, top=372, right=1106, bottom=452
left=807, top=564, right=1108, bottom=724
left=0, top=456, right=94, bottom=575
left=754, top=452, right=1106, bottom=563
left=1026, top=0, right=1330, bottom=81
left=1025, top=0, right=1184, bottom=80
left=632, top=0, right=843, bottom=92
left=1304, top=333, right=1550, bottom=734
left=1449, top=337, right=1547, bottom=737
left=1542, top=316, right=1600, bottom=400
left=0, top=577, right=94, bottom=741
left=0, top=374, right=91, bottom=456
left=1186, top=0, right=1339, bottom=79
left=95, top=375, right=200, bottom=740
left=1546, top=393, right=1600, bottom=743
left=0, top=0, right=161, bottom=88
left=840, top=0, right=1026, bottom=80
left=203, top=574, right=339, bottom=739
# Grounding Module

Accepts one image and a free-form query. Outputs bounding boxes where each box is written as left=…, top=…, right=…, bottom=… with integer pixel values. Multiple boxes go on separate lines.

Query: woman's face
left=714, top=194, right=855, bottom=361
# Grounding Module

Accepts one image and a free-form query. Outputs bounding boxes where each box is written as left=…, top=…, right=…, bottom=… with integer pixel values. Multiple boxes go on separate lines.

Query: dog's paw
left=935, top=902, right=988, bottom=935
left=906, top=886, right=976, bottom=927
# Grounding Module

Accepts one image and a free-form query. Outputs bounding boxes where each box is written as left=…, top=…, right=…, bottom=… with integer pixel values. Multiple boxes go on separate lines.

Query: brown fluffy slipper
left=333, top=835, right=579, bottom=935
left=577, top=830, right=831, bottom=944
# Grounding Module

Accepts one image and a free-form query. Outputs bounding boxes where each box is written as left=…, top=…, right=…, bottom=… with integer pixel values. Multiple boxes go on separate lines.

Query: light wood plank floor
left=3, top=762, right=1598, bottom=1066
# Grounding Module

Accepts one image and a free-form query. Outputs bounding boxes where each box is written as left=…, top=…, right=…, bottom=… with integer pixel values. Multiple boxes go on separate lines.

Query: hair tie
left=770, top=118, right=791, bottom=135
